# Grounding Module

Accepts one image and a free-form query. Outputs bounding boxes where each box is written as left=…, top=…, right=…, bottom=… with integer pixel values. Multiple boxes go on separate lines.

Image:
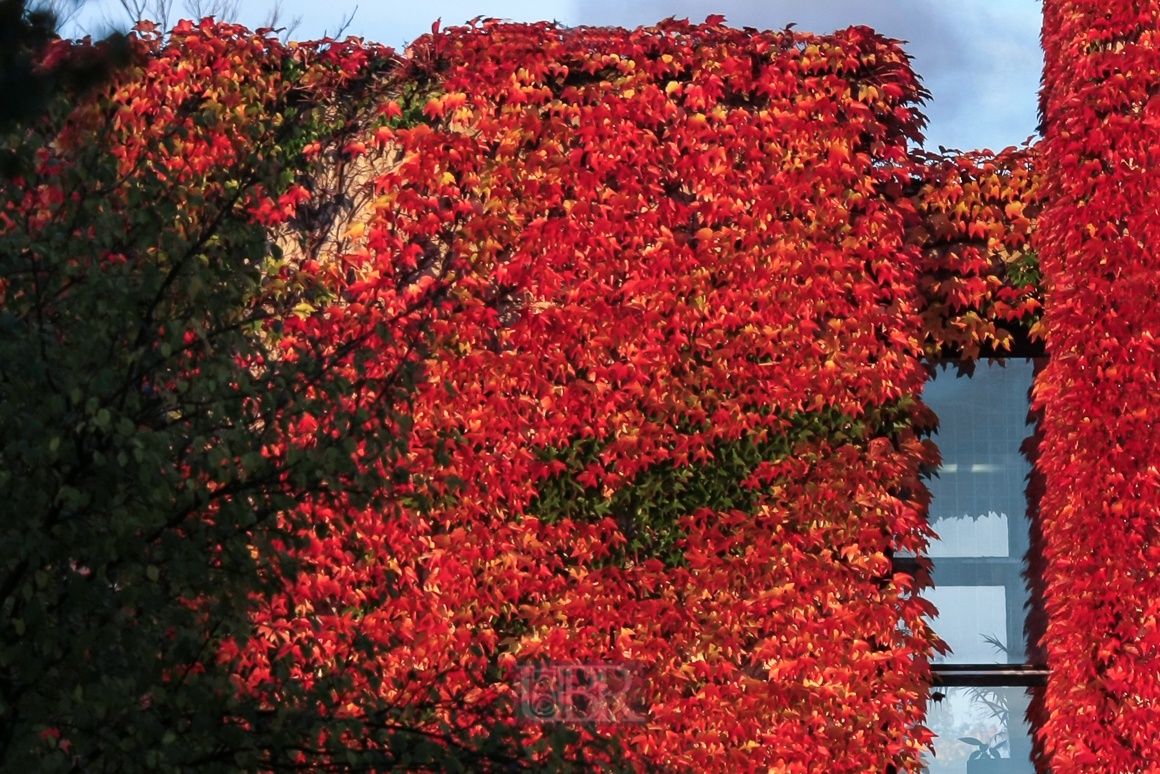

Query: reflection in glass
left=923, top=687, right=1036, bottom=774
left=921, top=359, right=1035, bottom=664
left=928, top=512, right=1008, bottom=558
left=924, top=586, right=1007, bottom=664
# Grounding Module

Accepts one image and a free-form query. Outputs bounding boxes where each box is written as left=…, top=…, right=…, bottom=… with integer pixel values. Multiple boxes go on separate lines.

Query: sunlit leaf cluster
left=2, top=13, right=1056, bottom=773
left=1035, top=2, right=1160, bottom=771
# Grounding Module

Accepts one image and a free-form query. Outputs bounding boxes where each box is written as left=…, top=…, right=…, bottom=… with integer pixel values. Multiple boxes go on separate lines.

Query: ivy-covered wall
left=253, top=18, right=1047, bottom=773
left=9, top=15, right=1056, bottom=773
left=1037, top=2, right=1160, bottom=771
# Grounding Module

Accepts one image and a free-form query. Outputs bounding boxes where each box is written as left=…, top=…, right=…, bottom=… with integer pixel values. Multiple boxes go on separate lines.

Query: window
left=903, top=358, right=1047, bottom=774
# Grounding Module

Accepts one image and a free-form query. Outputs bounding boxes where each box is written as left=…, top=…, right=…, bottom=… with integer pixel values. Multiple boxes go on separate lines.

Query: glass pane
left=928, top=512, right=1009, bottom=558
left=924, top=586, right=1008, bottom=663
left=922, top=359, right=1035, bottom=664
left=923, top=686, right=1036, bottom=774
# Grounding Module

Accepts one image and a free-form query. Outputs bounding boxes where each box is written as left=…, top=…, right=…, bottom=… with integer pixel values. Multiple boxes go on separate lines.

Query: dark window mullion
left=931, top=663, right=1048, bottom=687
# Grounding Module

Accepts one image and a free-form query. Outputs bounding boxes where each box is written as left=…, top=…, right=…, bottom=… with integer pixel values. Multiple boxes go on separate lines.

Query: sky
left=64, top=0, right=1044, bottom=155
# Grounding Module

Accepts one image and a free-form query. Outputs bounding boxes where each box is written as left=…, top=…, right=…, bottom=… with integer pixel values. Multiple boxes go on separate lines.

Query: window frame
left=897, top=348, right=1050, bottom=771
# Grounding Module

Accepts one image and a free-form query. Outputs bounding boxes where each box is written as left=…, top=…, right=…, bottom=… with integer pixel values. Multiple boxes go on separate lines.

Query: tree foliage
left=0, top=16, right=633, bottom=774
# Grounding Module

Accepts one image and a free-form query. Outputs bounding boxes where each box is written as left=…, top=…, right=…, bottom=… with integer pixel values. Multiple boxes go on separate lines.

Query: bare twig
left=323, top=4, right=357, bottom=40
left=262, top=0, right=302, bottom=42
left=182, top=0, right=241, bottom=23
left=28, top=0, right=84, bottom=35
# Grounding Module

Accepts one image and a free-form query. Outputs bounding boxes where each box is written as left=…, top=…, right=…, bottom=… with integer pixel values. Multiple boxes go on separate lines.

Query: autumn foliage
left=235, top=17, right=1047, bottom=774
left=910, top=147, right=1043, bottom=360
left=0, top=17, right=490, bottom=773
left=2, top=11, right=1060, bottom=774
left=1034, top=1, right=1160, bottom=771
